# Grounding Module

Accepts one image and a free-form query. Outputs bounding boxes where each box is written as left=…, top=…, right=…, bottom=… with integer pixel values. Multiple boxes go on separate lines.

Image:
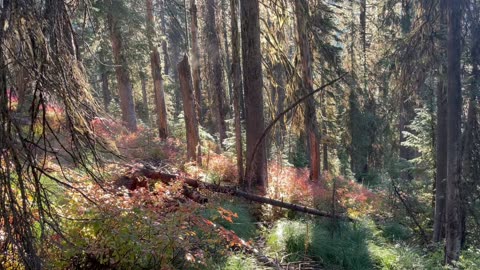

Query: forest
left=0, top=0, right=479, bottom=269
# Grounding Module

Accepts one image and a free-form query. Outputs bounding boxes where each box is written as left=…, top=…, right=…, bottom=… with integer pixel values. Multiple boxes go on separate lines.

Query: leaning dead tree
left=0, top=1, right=102, bottom=268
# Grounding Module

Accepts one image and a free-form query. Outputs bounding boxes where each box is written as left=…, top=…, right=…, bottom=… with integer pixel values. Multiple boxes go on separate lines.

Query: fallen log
left=134, top=168, right=353, bottom=221
left=113, top=168, right=208, bottom=204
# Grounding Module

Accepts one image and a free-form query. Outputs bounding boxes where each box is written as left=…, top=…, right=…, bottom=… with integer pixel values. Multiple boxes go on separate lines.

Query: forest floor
left=24, top=118, right=479, bottom=269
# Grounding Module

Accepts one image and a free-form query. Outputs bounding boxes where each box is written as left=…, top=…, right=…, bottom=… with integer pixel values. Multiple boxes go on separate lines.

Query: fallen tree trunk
left=132, top=168, right=353, bottom=221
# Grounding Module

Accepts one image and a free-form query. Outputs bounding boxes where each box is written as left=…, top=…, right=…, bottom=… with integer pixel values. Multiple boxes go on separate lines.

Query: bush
left=201, top=199, right=256, bottom=240
left=214, top=253, right=260, bottom=270
left=266, top=219, right=373, bottom=270
left=46, top=182, right=225, bottom=269
left=381, top=222, right=412, bottom=242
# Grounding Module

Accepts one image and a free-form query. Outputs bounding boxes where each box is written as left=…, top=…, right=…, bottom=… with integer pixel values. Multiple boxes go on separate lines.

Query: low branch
left=245, top=73, right=348, bottom=182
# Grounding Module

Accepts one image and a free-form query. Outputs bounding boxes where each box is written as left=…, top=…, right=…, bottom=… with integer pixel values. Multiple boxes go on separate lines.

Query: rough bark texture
left=158, top=0, right=170, bottom=75
left=461, top=6, right=480, bottom=247
left=178, top=55, right=201, bottom=164
left=100, top=66, right=111, bottom=113
left=231, top=0, right=244, bottom=187
left=205, top=0, right=227, bottom=148
left=241, top=0, right=267, bottom=189
left=360, top=0, right=367, bottom=91
left=433, top=69, right=447, bottom=243
left=14, top=66, right=28, bottom=112
left=445, top=0, right=463, bottom=264
left=107, top=2, right=137, bottom=131
left=222, top=0, right=233, bottom=107
left=295, top=0, right=321, bottom=182
left=190, top=0, right=203, bottom=120
left=433, top=3, right=448, bottom=244
left=272, top=63, right=286, bottom=150
left=140, top=71, right=149, bottom=121
left=147, top=0, right=168, bottom=139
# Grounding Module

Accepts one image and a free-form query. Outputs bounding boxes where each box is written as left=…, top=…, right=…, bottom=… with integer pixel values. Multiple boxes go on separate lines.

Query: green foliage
left=402, top=106, right=436, bottom=179
left=266, top=219, right=372, bottom=269
left=458, top=248, right=480, bottom=269
left=288, top=136, right=309, bottom=168
left=201, top=199, right=256, bottom=240
left=215, top=253, right=261, bottom=270
left=381, top=222, right=412, bottom=242
left=45, top=180, right=230, bottom=269
left=265, top=218, right=480, bottom=270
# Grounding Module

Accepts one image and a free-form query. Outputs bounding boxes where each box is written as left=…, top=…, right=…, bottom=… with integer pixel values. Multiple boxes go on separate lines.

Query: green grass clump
left=381, top=222, right=412, bottom=242
left=266, top=219, right=372, bottom=270
left=214, top=253, right=261, bottom=270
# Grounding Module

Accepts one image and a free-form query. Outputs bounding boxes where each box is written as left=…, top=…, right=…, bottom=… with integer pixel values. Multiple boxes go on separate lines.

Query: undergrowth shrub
left=381, top=222, right=412, bottom=242
left=200, top=199, right=256, bottom=240
left=47, top=181, right=225, bottom=269
left=266, top=164, right=379, bottom=219
left=215, top=253, right=260, bottom=270
left=202, top=153, right=238, bottom=184
left=266, top=219, right=372, bottom=270
left=91, top=118, right=184, bottom=162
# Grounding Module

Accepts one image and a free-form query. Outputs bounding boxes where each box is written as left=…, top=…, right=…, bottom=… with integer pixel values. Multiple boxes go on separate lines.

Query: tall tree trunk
left=445, top=0, right=463, bottom=264
left=147, top=0, right=168, bottom=139
left=461, top=5, right=480, bottom=247
left=433, top=1, right=448, bottom=244
left=360, top=0, right=367, bottom=92
left=433, top=68, right=447, bottom=243
left=222, top=0, right=233, bottom=107
left=107, top=1, right=137, bottom=131
left=190, top=0, right=203, bottom=120
left=322, top=95, right=329, bottom=172
left=241, top=0, right=267, bottom=189
left=140, top=71, right=149, bottom=122
left=14, top=65, right=28, bottom=112
left=100, top=67, right=111, bottom=113
left=172, top=46, right=182, bottom=121
left=272, top=63, right=286, bottom=150
left=295, top=0, right=321, bottom=182
left=205, top=0, right=227, bottom=148
left=178, top=55, right=201, bottom=165
left=158, top=0, right=170, bottom=75
left=231, top=0, right=244, bottom=187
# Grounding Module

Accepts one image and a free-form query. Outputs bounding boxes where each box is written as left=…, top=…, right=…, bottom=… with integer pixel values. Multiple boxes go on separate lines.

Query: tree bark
left=433, top=68, right=447, bottom=243
left=147, top=0, right=168, bottom=139
left=461, top=4, right=480, bottom=247
left=140, top=71, right=149, bottom=122
left=433, top=1, right=448, bottom=244
left=231, top=0, right=244, bottom=187
left=190, top=0, right=203, bottom=120
left=178, top=55, right=201, bottom=164
left=222, top=0, right=233, bottom=107
left=272, top=63, right=286, bottom=150
left=360, top=0, right=367, bottom=92
left=241, top=0, right=267, bottom=189
left=295, top=0, right=321, bottom=182
left=205, top=0, right=227, bottom=148
left=158, top=0, right=170, bottom=75
left=445, top=0, right=463, bottom=264
left=100, top=67, right=111, bottom=113
left=14, top=57, right=28, bottom=112
left=107, top=1, right=137, bottom=131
